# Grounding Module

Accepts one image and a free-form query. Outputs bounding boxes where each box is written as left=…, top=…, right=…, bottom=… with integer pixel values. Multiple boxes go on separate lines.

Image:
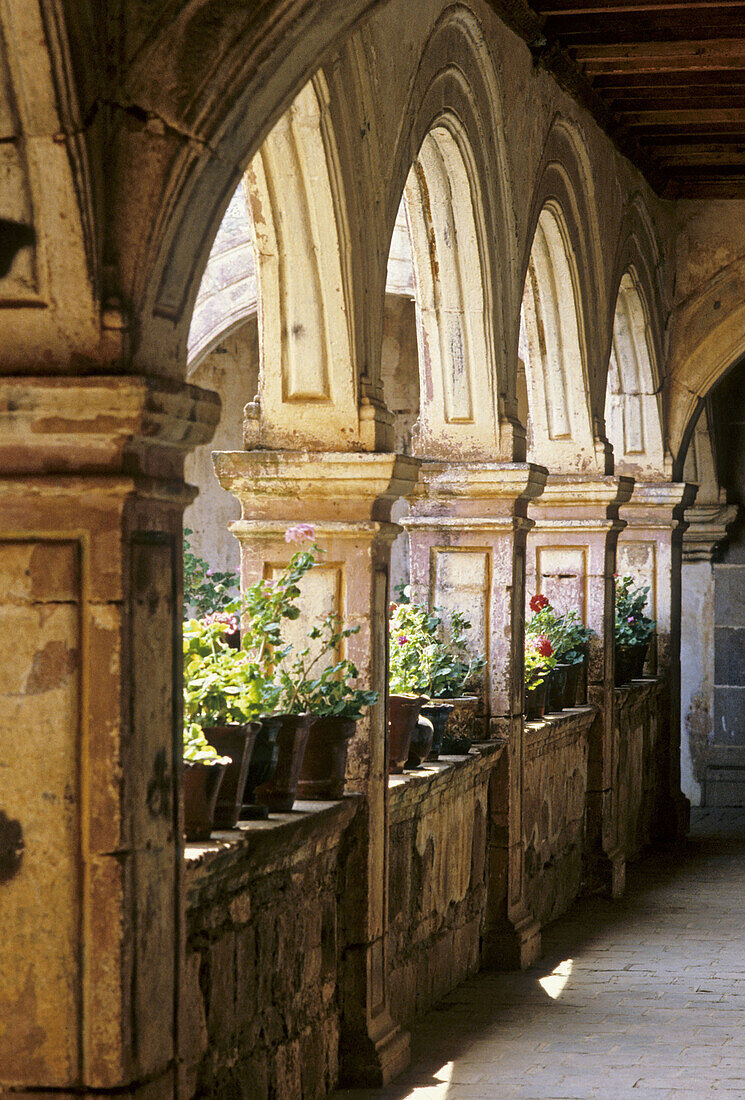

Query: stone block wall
left=387, top=745, right=503, bottom=1024
left=181, top=800, right=359, bottom=1099
left=523, top=709, right=595, bottom=927
left=614, top=680, right=664, bottom=860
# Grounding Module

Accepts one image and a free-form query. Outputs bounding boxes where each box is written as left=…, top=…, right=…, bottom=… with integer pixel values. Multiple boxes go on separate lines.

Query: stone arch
left=242, top=74, right=362, bottom=450
left=605, top=267, right=668, bottom=479
left=518, top=197, right=599, bottom=473
left=380, top=4, right=518, bottom=460
left=518, top=118, right=607, bottom=472
left=667, top=271, right=745, bottom=469
left=117, top=0, right=389, bottom=377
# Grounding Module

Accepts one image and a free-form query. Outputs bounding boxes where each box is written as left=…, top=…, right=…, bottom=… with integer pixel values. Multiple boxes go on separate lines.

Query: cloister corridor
left=338, top=811, right=745, bottom=1100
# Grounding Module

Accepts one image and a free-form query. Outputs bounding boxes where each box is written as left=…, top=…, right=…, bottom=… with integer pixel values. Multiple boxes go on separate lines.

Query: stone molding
left=682, top=502, right=738, bottom=562
left=0, top=374, right=220, bottom=476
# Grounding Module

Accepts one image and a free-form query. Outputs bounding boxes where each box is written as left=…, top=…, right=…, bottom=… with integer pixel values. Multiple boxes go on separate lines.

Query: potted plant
left=615, top=575, right=656, bottom=685
left=389, top=593, right=486, bottom=762
left=183, top=614, right=273, bottom=829
left=524, top=634, right=556, bottom=720
left=182, top=723, right=231, bottom=841
left=526, top=595, right=593, bottom=711
left=277, top=612, right=378, bottom=799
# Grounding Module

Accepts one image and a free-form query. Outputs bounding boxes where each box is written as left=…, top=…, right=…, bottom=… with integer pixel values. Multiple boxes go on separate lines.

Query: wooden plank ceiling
left=528, top=0, right=745, bottom=197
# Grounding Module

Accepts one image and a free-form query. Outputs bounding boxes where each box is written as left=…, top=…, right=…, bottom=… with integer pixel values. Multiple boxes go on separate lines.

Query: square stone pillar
left=0, top=376, right=220, bottom=1097
left=401, top=462, right=547, bottom=969
left=526, top=475, right=634, bottom=898
left=213, top=450, right=418, bottom=1087
left=618, top=482, right=697, bottom=840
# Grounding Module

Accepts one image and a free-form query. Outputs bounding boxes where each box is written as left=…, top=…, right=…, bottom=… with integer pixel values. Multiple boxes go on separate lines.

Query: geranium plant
left=615, top=575, right=656, bottom=649
left=183, top=721, right=231, bottom=766
left=183, top=616, right=281, bottom=739
left=526, top=593, right=593, bottom=665
left=524, top=634, right=556, bottom=691
left=276, top=612, right=378, bottom=719
left=184, top=528, right=240, bottom=618
left=389, top=596, right=486, bottom=698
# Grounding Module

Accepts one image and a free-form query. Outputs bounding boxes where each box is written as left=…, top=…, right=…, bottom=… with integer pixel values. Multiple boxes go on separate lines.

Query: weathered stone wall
left=387, top=746, right=502, bottom=1024
left=523, top=709, right=595, bottom=927
left=614, top=680, right=665, bottom=861
left=182, top=801, right=358, bottom=1099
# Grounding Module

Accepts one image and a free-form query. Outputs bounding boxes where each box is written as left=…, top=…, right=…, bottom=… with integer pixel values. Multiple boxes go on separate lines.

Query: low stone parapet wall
left=523, top=707, right=596, bottom=927
left=614, top=678, right=665, bottom=861
left=387, top=744, right=504, bottom=1024
left=182, top=799, right=359, bottom=1099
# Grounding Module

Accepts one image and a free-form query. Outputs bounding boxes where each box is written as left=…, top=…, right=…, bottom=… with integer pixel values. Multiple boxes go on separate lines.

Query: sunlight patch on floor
left=537, top=957, right=573, bottom=1000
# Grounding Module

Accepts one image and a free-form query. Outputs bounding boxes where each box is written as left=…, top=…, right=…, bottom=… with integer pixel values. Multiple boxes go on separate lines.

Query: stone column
left=618, top=482, right=696, bottom=839
left=213, top=450, right=417, bottom=1087
left=0, top=376, right=219, bottom=1097
left=680, top=503, right=737, bottom=807
left=401, top=462, right=547, bottom=969
left=526, top=475, right=634, bottom=898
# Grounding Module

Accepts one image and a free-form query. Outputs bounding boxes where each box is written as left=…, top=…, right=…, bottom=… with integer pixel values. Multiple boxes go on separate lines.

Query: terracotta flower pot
left=255, top=713, right=312, bottom=813
left=297, top=715, right=356, bottom=800
left=388, top=695, right=425, bottom=773
left=204, top=722, right=260, bottom=829
left=406, top=715, right=434, bottom=768
left=242, top=715, right=283, bottom=820
left=562, top=661, right=582, bottom=708
left=183, top=761, right=227, bottom=842
left=420, top=702, right=455, bottom=761
left=441, top=694, right=481, bottom=749
left=525, top=679, right=547, bottom=720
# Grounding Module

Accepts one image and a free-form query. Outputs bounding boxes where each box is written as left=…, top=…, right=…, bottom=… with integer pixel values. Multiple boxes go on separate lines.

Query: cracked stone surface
left=336, top=810, right=745, bottom=1099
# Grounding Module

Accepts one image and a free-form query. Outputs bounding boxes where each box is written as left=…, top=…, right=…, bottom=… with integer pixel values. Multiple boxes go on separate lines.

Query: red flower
left=534, top=635, right=553, bottom=658
left=530, top=594, right=549, bottom=613
left=397, top=634, right=408, bottom=646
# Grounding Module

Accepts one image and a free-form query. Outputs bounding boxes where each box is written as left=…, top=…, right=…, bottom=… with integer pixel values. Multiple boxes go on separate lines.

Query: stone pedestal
left=0, top=376, right=219, bottom=1097
left=526, top=475, right=634, bottom=898
left=618, top=482, right=695, bottom=840
left=402, top=462, right=547, bottom=969
left=213, top=450, right=417, bottom=1087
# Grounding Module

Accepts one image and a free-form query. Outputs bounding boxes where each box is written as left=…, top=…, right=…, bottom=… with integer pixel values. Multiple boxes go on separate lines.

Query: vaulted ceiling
left=522, top=1, right=745, bottom=197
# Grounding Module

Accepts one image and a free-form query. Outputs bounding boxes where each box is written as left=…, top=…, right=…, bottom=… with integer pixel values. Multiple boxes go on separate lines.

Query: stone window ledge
left=388, top=741, right=505, bottom=816
left=614, top=676, right=665, bottom=709
left=184, top=796, right=361, bottom=899
left=525, top=704, right=597, bottom=753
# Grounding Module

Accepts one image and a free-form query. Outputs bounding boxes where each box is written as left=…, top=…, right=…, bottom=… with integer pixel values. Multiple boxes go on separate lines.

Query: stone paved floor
left=336, top=810, right=745, bottom=1099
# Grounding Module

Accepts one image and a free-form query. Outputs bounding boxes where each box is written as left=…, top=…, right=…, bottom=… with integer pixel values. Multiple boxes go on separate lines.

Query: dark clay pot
left=525, top=679, right=547, bottom=721
left=183, top=761, right=227, bottom=842
left=406, top=715, right=434, bottom=768
left=205, top=723, right=260, bottom=830
left=562, top=661, right=582, bottom=708
left=546, top=663, right=570, bottom=713
left=388, top=695, right=425, bottom=774
left=616, top=644, right=648, bottom=686
left=242, top=715, right=282, bottom=820
left=297, top=715, right=356, bottom=800
left=255, top=713, right=311, bottom=813
left=420, top=702, right=455, bottom=761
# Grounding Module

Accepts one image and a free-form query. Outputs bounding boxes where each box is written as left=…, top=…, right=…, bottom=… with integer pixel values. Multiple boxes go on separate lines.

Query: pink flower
left=397, top=635, right=408, bottom=646
left=202, top=612, right=239, bottom=634
left=530, top=594, right=549, bottom=613
left=627, top=616, right=634, bottom=623
left=534, top=635, right=553, bottom=658
left=285, top=523, right=315, bottom=544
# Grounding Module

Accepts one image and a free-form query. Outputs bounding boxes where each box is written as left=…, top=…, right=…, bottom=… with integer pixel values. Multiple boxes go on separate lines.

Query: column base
left=655, top=790, right=691, bottom=843
left=583, top=846, right=626, bottom=899
left=482, top=909, right=542, bottom=971
left=340, top=1008, right=410, bottom=1088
